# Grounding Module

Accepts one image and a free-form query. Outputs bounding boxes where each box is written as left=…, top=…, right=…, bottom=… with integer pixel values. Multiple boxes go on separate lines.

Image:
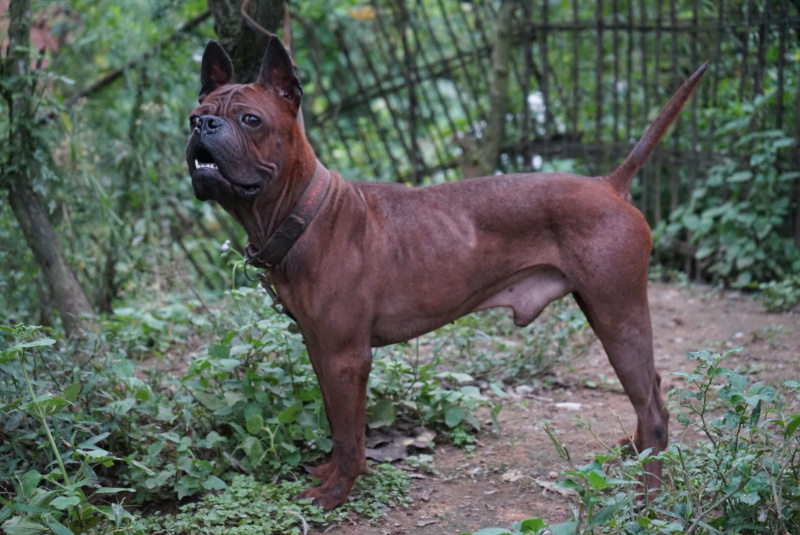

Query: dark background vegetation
left=0, top=1, right=798, bottom=534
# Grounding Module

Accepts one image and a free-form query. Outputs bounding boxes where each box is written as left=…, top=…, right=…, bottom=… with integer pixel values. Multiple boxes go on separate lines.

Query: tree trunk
left=458, top=1, right=516, bottom=178
left=207, top=0, right=285, bottom=83
left=4, top=0, right=94, bottom=336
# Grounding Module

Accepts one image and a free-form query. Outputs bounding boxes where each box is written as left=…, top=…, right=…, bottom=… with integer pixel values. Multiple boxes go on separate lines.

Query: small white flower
left=220, top=239, right=230, bottom=252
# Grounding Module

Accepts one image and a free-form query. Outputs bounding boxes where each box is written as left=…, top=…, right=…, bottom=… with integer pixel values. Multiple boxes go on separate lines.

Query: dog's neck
left=231, top=140, right=319, bottom=253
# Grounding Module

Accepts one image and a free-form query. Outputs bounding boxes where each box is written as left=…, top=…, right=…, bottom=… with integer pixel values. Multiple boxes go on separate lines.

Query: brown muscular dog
left=186, top=35, right=706, bottom=509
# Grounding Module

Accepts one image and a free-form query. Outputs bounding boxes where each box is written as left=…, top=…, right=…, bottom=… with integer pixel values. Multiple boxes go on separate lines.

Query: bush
left=655, top=127, right=800, bottom=288
left=758, top=276, right=800, bottom=313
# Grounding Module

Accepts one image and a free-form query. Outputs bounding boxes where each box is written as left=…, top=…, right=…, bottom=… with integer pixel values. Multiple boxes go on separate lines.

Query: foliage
left=0, top=325, right=143, bottom=535
left=655, top=122, right=800, bottom=287
left=758, top=276, right=800, bottom=313
left=462, top=347, right=800, bottom=534
left=144, top=466, right=411, bottom=534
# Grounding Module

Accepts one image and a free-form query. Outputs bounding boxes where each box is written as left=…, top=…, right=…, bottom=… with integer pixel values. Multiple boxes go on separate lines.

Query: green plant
left=462, top=346, right=800, bottom=534
left=144, top=465, right=411, bottom=534
left=656, top=126, right=800, bottom=287
left=0, top=325, right=143, bottom=535
left=758, top=276, right=800, bottom=313
left=369, top=339, right=500, bottom=446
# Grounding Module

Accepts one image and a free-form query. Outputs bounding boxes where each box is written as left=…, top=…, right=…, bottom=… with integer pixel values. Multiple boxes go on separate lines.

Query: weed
left=462, top=346, right=800, bottom=534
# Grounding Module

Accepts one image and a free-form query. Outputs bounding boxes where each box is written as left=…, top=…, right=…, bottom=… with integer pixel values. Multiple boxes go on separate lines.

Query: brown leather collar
left=245, top=160, right=331, bottom=269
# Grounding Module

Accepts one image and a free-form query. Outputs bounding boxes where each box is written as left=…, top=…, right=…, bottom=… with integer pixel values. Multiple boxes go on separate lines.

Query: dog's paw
left=294, top=483, right=349, bottom=511
left=309, top=461, right=335, bottom=481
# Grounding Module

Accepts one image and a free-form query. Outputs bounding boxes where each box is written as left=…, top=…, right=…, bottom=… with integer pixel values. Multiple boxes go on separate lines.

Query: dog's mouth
left=193, top=146, right=221, bottom=172
left=189, top=145, right=261, bottom=197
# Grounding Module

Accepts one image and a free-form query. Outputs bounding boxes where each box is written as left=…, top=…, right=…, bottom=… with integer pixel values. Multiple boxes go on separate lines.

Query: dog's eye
left=242, top=114, right=262, bottom=128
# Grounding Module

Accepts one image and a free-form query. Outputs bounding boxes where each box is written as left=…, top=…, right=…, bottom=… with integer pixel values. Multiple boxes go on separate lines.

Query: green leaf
left=223, top=392, right=246, bottom=407
left=444, top=404, right=464, bottom=428
left=727, top=170, right=752, bottom=183
left=518, top=517, right=547, bottom=531
left=278, top=402, right=302, bottom=425
left=207, top=344, right=230, bottom=360
left=588, top=499, right=629, bottom=528
left=61, top=383, right=81, bottom=403
left=13, top=338, right=56, bottom=350
left=49, top=495, right=81, bottom=510
left=111, top=359, right=135, bottom=380
left=1, top=517, right=49, bottom=535
left=587, top=471, right=608, bottom=490
left=369, top=398, right=396, bottom=429
left=217, top=359, right=241, bottom=372
left=246, top=413, right=264, bottom=435
left=784, top=415, right=800, bottom=438
left=19, top=470, right=42, bottom=497
left=201, top=475, right=227, bottom=491
left=548, top=519, right=578, bottom=535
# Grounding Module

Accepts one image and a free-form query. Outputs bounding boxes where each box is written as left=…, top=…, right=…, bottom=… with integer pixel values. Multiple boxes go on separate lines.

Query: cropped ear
left=199, top=40, right=234, bottom=103
left=256, top=35, right=303, bottom=109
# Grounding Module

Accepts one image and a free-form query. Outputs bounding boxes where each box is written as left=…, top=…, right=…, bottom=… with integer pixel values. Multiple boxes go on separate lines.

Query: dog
left=186, top=35, right=706, bottom=509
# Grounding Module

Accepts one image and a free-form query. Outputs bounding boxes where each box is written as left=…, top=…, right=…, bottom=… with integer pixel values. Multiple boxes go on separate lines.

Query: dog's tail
left=605, top=62, right=708, bottom=198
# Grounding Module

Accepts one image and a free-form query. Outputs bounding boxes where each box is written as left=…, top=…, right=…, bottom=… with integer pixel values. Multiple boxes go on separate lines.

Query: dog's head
left=185, top=36, right=304, bottom=207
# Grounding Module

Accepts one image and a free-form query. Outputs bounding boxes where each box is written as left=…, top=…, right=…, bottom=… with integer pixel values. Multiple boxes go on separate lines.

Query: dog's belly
left=473, top=264, right=572, bottom=325
left=367, top=264, right=571, bottom=347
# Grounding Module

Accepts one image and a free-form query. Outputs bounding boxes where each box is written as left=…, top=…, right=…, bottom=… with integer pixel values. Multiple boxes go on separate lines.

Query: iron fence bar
left=638, top=0, right=649, bottom=218
left=405, top=1, right=460, bottom=138
left=669, top=0, right=680, bottom=214
left=335, top=31, right=394, bottom=171
left=612, top=0, right=620, bottom=144
left=626, top=0, right=633, bottom=144
left=777, top=0, right=787, bottom=130
left=520, top=0, right=533, bottom=163
left=739, top=0, right=753, bottom=101
left=653, top=0, right=663, bottom=226
left=754, top=0, right=770, bottom=98
left=356, top=17, right=413, bottom=167
left=542, top=0, right=552, bottom=150
left=396, top=0, right=420, bottom=183
left=571, top=0, right=581, bottom=164
left=433, top=0, right=485, bottom=127
left=594, top=0, right=604, bottom=173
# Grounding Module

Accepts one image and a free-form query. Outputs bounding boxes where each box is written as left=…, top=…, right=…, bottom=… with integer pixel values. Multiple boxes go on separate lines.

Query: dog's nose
left=197, top=115, right=223, bottom=135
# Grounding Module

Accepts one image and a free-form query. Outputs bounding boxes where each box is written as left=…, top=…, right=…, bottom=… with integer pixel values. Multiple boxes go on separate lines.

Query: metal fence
left=302, top=0, right=798, bottom=244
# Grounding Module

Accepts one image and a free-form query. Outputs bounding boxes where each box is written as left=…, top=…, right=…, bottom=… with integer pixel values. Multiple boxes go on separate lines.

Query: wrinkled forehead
left=193, top=84, right=276, bottom=116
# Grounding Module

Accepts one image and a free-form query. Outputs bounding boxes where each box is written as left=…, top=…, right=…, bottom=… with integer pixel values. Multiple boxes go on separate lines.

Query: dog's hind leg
left=572, top=285, right=667, bottom=496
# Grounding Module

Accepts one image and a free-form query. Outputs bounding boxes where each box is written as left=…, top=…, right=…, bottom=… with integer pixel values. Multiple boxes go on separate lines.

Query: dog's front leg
left=296, top=340, right=372, bottom=510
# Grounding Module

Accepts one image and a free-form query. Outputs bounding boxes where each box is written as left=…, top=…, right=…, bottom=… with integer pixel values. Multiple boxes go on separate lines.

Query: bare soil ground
left=322, top=282, right=800, bottom=535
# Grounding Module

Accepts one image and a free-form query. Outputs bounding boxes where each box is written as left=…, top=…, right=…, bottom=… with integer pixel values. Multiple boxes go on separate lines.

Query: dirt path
left=323, top=282, right=800, bottom=535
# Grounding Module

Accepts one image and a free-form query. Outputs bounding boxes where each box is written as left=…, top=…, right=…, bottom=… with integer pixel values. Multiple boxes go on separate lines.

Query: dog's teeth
left=194, top=159, right=218, bottom=170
